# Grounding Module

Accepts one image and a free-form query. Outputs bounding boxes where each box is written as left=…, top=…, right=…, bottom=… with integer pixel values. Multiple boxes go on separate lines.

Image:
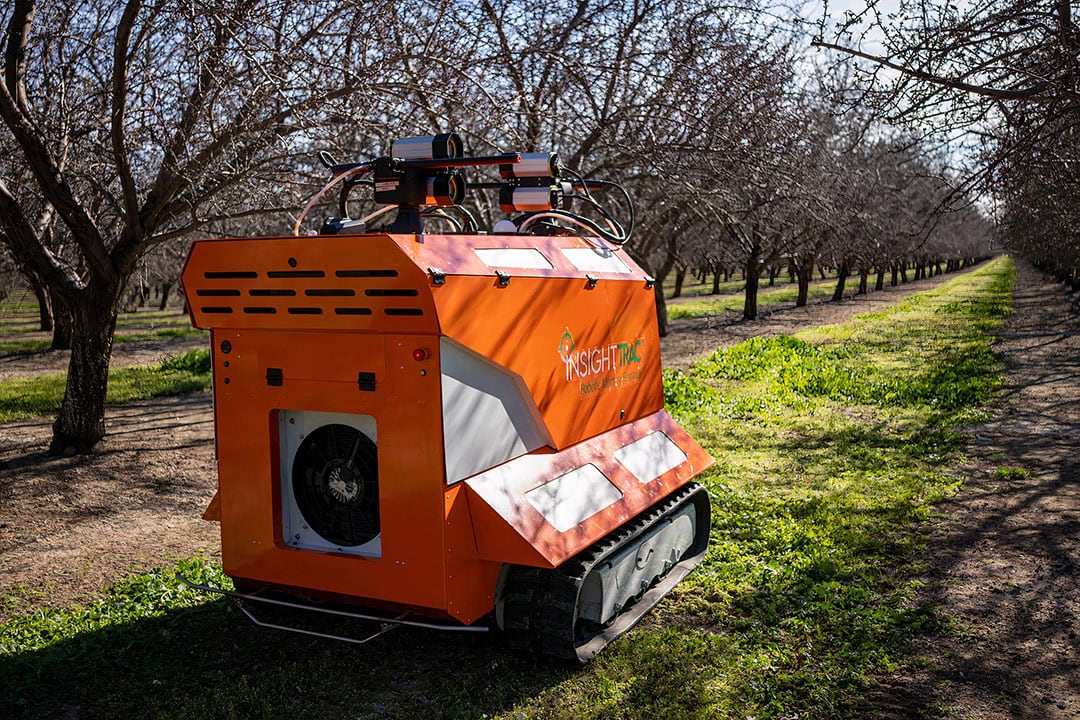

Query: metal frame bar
left=178, top=575, right=490, bottom=646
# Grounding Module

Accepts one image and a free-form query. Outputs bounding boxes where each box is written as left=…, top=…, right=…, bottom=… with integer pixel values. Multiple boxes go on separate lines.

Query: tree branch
left=0, top=179, right=82, bottom=295
left=811, top=37, right=1075, bottom=101
left=111, top=0, right=143, bottom=243
left=0, top=8, right=113, bottom=283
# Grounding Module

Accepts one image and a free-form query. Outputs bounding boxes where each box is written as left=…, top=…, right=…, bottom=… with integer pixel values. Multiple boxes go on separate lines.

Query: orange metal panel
left=431, top=275, right=662, bottom=449
left=443, top=484, right=503, bottom=623
left=182, top=235, right=438, bottom=334
left=386, top=233, right=662, bottom=451
left=211, top=328, right=450, bottom=611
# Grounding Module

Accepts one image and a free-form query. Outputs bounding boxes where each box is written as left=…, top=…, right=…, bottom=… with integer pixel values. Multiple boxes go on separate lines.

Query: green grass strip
left=0, top=348, right=210, bottom=423
left=663, top=268, right=840, bottom=300
left=0, top=259, right=1014, bottom=719
left=0, top=326, right=205, bottom=356
left=668, top=277, right=840, bottom=319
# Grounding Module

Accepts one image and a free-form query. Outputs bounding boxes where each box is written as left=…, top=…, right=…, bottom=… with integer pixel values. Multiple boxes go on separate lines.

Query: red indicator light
left=412, top=348, right=430, bottom=362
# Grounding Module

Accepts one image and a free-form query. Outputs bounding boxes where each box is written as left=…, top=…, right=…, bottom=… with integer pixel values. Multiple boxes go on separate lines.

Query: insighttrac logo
left=558, top=327, right=643, bottom=381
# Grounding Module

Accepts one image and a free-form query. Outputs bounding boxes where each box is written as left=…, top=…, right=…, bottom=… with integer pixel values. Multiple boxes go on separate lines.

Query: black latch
left=495, top=270, right=511, bottom=287
left=585, top=274, right=599, bottom=289
left=266, top=368, right=283, bottom=387
left=644, top=275, right=656, bottom=289
left=357, top=372, right=376, bottom=391
left=428, top=267, right=447, bottom=285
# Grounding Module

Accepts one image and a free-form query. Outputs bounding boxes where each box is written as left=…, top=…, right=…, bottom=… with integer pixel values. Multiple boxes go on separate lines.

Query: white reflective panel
left=560, top=247, right=632, bottom=274
left=474, top=248, right=554, bottom=270
left=441, top=339, right=552, bottom=484
left=614, top=431, right=688, bottom=483
left=524, top=464, right=623, bottom=532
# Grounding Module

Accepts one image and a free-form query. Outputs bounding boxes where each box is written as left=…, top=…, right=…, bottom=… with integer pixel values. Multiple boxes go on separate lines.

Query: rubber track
left=500, top=483, right=709, bottom=662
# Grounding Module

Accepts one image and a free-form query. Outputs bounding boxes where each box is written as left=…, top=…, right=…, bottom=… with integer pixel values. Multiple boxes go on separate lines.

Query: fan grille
left=292, top=423, right=379, bottom=547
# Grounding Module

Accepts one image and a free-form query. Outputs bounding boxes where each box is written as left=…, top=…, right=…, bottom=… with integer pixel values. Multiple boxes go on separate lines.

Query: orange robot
left=180, top=134, right=713, bottom=661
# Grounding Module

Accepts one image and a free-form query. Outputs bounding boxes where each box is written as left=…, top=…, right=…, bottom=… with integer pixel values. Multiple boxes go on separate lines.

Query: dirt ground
left=1, top=261, right=1077, bottom=719
left=874, top=261, right=1080, bottom=719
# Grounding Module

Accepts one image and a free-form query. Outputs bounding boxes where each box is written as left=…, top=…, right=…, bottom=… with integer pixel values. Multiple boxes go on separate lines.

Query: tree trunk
left=49, top=284, right=121, bottom=455
left=768, top=265, right=778, bottom=287
left=900, top=264, right=909, bottom=283
left=653, top=280, right=668, bottom=337
left=646, top=242, right=679, bottom=338
left=795, top=264, right=811, bottom=307
left=891, top=263, right=899, bottom=286
left=875, top=269, right=885, bottom=291
left=671, top=269, right=686, bottom=299
left=159, top=281, right=173, bottom=310
left=818, top=265, right=827, bottom=280
left=51, top=295, right=74, bottom=350
left=29, top=273, right=54, bottom=332
left=857, top=268, right=869, bottom=295
left=832, top=261, right=850, bottom=301
left=711, top=267, right=721, bottom=294
left=743, top=252, right=760, bottom=320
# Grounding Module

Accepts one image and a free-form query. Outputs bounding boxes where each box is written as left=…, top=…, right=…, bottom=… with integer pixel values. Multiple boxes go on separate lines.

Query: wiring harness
left=293, top=132, right=634, bottom=243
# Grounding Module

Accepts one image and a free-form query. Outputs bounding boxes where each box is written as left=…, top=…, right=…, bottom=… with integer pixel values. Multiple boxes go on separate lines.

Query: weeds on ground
left=0, top=348, right=210, bottom=422
left=0, top=259, right=1014, bottom=719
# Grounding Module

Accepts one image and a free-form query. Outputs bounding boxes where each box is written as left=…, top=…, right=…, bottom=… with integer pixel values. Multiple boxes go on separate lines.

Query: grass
left=0, top=292, right=192, bottom=356
left=0, top=326, right=205, bottom=356
left=662, top=268, right=840, bottom=300
left=667, top=277, right=843, bottom=319
left=0, top=349, right=211, bottom=423
left=0, top=258, right=1015, bottom=719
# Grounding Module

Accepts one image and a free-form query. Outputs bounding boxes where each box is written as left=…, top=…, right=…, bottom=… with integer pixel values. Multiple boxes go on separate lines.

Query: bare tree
left=814, top=0, right=1079, bottom=285
left=0, top=0, right=416, bottom=453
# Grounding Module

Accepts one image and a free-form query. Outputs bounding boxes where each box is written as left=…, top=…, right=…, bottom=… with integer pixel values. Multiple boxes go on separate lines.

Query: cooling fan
left=280, top=411, right=381, bottom=556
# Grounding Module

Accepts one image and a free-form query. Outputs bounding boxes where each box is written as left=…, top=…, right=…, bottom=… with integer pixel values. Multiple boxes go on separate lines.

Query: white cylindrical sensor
left=391, top=133, right=464, bottom=160
left=500, top=185, right=558, bottom=212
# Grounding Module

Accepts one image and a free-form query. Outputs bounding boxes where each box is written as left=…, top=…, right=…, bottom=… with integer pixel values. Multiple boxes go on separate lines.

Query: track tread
left=498, top=483, right=709, bottom=662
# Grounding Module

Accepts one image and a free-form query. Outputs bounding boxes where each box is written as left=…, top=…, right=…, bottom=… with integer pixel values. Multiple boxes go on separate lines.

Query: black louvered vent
left=195, top=267, right=424, bottom=317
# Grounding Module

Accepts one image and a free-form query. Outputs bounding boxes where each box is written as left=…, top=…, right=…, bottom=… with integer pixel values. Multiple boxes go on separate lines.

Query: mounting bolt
left=495, top=270, right=511, bottom=287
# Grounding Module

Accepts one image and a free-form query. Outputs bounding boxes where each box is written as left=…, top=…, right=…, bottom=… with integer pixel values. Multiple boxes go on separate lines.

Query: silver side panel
left=578, top=503, right=698, bottom=624
left=441, top=338, right=552, bottom=485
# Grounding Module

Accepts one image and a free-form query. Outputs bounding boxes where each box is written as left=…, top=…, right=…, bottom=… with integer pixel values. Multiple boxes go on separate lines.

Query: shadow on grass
left=0, top=598, right=575, bottom=720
